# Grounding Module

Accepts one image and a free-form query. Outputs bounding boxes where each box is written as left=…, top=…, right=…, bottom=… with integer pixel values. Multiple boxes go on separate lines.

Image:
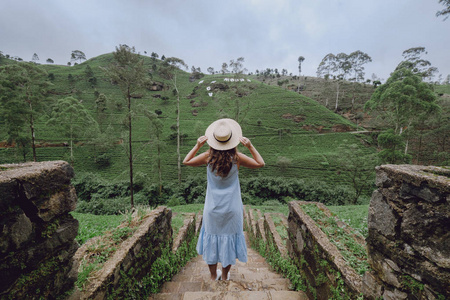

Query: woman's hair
left=208, top=147, right=238, bottom=177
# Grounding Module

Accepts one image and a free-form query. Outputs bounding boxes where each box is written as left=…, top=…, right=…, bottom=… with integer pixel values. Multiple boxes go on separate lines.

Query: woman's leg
left=208, top=264, right=219, bottom=280
left=222, top=264, right=232, bottom=280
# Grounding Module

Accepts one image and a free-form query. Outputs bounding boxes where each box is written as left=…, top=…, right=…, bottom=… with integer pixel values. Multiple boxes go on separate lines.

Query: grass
left=71, top=212, right=126, bottom=245
left=300, top=203, right=369, bottom=276
left=328, top=204, right=369, bottom=238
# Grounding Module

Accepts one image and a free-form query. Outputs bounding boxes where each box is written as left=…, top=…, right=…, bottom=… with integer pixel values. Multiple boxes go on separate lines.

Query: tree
left=71, top=50, right=86, bottom=64
left=159, top=56, right=188, bottom=184
left=317, top=51, right=371, bottom=112
left=336, top=143, right=378, bottom=204
left=297, top=56, right=305, bottom=92
left=47, top=97, right=98, bottom=164
left=144, top=110, right=164, bottom=195
left=46, top=58, right=54, bottom=64
left=436, top=0, right=450, bottom=20
left=151, top=52, right=159, bottom=60
left=377, top=129, right=411, bottom=164
left=190, top=66, right=204, bottom=80
left=365, top=68, right=440, bottom=155
left=95, top=93, right=109, bottom=131
left=102, top=44, right=149, bottom=209
left=221, top=62, right=229, bottom=75
left=31, top=53, right=39, bottom=63
left=207, top=67, right=214, bottom=75
left=0, top=63, right=50, bottom=161
left=229, top=57, right=247, bottom=78
left=395, top=47, right=438, bottom=80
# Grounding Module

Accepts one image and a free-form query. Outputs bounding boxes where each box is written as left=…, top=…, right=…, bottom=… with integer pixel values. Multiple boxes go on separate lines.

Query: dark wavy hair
left=208, top=147, right=238, bottom=177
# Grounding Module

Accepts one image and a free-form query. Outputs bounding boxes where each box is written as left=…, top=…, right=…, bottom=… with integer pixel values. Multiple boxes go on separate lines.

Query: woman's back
left=204, top=163, right=242, bottom=235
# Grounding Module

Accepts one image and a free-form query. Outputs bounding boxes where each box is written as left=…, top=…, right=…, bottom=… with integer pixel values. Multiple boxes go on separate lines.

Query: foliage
left=377, top=129, right=411, bottom=164
left=395, top=47, right=438, bottom=80
left=47, top=96, right=99, bottom=164
left=436, top=0, right=450, bottom=20
left=335, top=143, right=378, bottom=203
left=254, top=236, right=306, bottom=292
left=365, top=68, right=439, bottom=135
left=0, top=62, right=51, bottom=161
left=240, top=176, right=356, bottom=206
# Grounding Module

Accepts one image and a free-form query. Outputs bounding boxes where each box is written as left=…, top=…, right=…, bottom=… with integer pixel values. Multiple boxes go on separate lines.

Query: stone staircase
left=150, top=234, right=308, bottom=300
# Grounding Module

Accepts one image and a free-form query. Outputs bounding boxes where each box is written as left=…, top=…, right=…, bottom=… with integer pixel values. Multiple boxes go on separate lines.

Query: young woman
left=183, top=118, right=264, bottom=280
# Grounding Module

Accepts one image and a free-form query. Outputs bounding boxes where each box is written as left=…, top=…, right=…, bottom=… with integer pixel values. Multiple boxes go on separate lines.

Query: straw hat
left=205, top=118, right=242, bottom=150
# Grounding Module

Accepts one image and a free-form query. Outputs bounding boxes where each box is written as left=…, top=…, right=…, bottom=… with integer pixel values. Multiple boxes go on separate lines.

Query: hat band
left=214, top=132, right=232, bottom=143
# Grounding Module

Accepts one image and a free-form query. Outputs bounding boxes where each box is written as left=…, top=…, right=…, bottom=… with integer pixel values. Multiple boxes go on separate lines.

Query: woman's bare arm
left=183, top=136, right=209, bottom=167
left=238, top=137, right=265, bottom=169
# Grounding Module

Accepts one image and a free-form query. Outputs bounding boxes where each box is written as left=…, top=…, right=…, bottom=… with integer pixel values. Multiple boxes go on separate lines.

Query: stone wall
left=287, top=201, right=363, bottom=300
left=0, top=161, right=78, bottom=299
left=74, top=206, right=172, bottom=299
left=365, top=165, right=450, bottom=299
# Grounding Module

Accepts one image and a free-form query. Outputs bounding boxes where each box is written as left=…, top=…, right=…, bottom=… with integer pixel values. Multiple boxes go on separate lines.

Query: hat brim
left=205, top=118, right=242, bottom=150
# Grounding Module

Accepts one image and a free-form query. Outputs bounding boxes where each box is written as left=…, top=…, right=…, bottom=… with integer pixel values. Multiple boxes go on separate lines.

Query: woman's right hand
left=197, top=135, right=208, bottom=148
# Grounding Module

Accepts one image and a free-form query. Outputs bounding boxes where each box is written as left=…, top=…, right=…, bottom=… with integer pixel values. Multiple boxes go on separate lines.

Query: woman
left=183, top=118, right=265, bottom=281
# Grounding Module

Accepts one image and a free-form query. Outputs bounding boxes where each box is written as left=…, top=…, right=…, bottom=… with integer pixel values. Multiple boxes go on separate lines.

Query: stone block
left=0, top=212, right=33, bottom=254
left=368, top=190, right=397, bottom=239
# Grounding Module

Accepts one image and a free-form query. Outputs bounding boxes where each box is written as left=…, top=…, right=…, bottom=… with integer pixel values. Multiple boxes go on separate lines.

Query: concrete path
left=150, top=234, right=308, bottom=300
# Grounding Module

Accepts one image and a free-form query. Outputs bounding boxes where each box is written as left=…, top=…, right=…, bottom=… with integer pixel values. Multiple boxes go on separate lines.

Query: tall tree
left=317, top=51, right=371, bottom=111
left=71, top=50, right=86, bottom=64
left=365, top=68, right=440, bottom=155
left=0, top=63, right=50, bottom=161
left=436, top=0, right=450, bottom=20
left=102, top=44, right=149, bottom=209
left=395, top=47, right=438, bottom=81
left=297, top=56, right=305, bottom=92
left=229, top=57, right=247, bottom=78
left=221, top=62, right=229, bottom=75
left=336, top=143, right=378, bottom=204
left=159, top=57, right=188, bottom=184
left=47, top=97, right=98, bottom=164
left=144, top=110, right=164, bottom=195
left=31, top=53, right=39, bottom=63
left=207, top=67, right=215, bottom=75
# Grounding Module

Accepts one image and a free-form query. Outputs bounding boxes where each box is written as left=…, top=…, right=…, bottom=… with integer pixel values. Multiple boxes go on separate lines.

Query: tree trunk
left=404, top=139, right=409, bottom=155
left=157, top=141, right=162, bottom=196
left=70, top=125, right=74, bottom=165
left=128, top=88, right=134, bottom=209
left=175, top=78, right=181, bottom=184
left=417, top=132, right=422, bottom=164
left=29, top=101, right=37, bottom=162
left=335, top=82, right=340, bottom=112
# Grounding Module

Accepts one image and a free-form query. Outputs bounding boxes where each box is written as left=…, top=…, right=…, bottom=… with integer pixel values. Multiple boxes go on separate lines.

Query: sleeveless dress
left=196, top=163, right=248, bottom=267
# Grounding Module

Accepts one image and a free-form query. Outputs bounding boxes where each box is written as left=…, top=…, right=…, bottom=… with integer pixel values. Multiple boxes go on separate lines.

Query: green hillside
left=0, top=54, right=378, bottom=194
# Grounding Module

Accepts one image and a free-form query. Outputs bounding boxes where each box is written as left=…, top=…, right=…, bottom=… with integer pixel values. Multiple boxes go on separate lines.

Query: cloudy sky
left=1, top=0, right=449, bottom=82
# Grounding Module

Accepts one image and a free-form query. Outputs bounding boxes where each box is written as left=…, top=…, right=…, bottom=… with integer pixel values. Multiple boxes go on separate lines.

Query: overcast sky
left=1, top=0, right=449, bottom=82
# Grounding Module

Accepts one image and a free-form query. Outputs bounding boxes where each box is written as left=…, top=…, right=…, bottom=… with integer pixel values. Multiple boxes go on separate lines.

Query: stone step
left=152, top=290, right=308, bottom=300
left=160, top=278, right=292, bottom=293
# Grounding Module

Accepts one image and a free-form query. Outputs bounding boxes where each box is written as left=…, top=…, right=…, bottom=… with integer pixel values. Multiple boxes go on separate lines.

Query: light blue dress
left=196, top=163, right=248, bottom=267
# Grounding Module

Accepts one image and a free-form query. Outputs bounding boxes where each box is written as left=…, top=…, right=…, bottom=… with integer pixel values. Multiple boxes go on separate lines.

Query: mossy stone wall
left=0, top=161, right=78, bottom=299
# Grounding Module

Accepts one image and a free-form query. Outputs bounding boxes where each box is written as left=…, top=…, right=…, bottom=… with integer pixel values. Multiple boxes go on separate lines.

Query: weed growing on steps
left=107, top=232, right=198, bottom=299
left=251, top=233, right=306, bottom=292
